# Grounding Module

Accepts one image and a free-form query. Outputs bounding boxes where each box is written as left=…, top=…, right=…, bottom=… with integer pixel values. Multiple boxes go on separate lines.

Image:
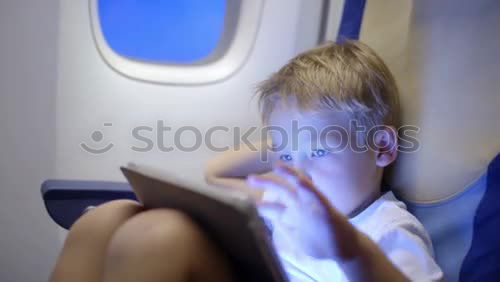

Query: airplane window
left=98, top=0, right=226, bottom=64
left=90, top=0, right=263, bottom=84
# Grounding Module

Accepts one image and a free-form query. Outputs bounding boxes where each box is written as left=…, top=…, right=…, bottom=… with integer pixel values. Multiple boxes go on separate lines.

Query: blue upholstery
left=406, top=174, right=487, bottom=282
left=460, top=153, right=500, bottom=281
left=405, top=153, right=500, bottom=282
left=41, top=180, right=135, bottom=229
left=336, top=0, right=366, bottom=41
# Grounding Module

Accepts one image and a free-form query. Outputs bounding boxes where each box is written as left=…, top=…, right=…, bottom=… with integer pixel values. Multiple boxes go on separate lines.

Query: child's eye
left=311, top=149, right=329, bottom=158
left=279, top=154, right=293, bottom=162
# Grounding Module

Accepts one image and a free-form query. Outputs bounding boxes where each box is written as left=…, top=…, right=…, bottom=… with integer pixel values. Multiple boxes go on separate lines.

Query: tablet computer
left=120, top=163, right=288, bottom=282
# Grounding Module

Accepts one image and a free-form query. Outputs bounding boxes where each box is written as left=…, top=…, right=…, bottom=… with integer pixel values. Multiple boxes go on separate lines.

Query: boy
left=205, top=40, right=443, bottom=281
left=50, top=40, right=442, bottom=282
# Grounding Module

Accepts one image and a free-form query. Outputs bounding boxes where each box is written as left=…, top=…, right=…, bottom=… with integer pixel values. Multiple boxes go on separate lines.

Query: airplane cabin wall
left=0, top=0, right=325, bottom=280
left=55, top=0, right=321, bottom=183
left=0, top=1, right=60, bottom=281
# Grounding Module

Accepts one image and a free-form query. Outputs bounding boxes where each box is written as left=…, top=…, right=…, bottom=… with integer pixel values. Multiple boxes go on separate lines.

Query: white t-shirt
left=266, top=191, right=444, bottom=281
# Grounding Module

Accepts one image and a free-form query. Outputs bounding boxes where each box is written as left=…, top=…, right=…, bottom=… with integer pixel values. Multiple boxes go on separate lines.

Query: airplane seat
left=360, top=1, right=500, bottom=280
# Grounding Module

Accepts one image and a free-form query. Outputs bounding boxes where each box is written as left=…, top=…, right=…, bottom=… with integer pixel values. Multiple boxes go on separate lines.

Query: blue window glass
left=98, top=0, right=226, bottom=64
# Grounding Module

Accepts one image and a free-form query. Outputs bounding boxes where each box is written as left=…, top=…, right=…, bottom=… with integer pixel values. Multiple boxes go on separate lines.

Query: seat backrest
left=360, top=1, right=500, bottom=280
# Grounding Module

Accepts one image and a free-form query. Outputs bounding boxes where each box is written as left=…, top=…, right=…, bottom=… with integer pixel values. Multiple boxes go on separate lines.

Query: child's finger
left=247, top=174, right=299, bottom=208
left=273, top=162, right=311, bottom=188
left=275, top=162, right=321, bottom=196
left=247, top=174, right=298, bottom=198
left=271, top=168, right=312, bottom=205
left=273, top=161, right=300, bottom=177
left=255, top=199, right=286, bottom=209
left=273, top=162, right=313, bottom=189
left=273, top=164, right=320, bottom=203
left=272, top=167, right=300, bottom=188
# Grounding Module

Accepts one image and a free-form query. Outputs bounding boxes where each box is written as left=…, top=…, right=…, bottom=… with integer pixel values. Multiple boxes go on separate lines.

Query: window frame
left=89, top=0, right=264, bottom=85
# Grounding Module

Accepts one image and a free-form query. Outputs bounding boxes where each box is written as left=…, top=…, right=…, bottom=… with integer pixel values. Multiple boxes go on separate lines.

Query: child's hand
left=247, top=161, right=355, bottom=259
left=249, top=163, right=327, bottom=220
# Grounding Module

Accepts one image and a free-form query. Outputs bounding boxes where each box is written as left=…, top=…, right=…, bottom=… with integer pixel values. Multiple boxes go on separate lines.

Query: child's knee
left=66, top=200, right=143, bottom=245
left=104, top=209, right=234, bottom=281
left=106, top=209, right=204, bottom=261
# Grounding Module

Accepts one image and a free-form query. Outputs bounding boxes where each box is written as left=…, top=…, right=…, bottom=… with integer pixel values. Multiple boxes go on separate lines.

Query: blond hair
left=256, top=40, right=400, bottom=129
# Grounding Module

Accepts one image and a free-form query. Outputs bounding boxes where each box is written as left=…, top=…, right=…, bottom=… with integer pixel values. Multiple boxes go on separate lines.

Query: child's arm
left=204, top=139, right=275, bottom=199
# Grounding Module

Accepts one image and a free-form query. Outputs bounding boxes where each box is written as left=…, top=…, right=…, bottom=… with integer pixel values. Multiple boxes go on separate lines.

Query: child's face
left=267, top=100, right=384, bottom=216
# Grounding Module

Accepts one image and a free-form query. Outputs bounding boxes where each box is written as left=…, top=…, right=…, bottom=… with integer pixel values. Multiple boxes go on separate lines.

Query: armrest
left=41, top=179, right=137, bottom=229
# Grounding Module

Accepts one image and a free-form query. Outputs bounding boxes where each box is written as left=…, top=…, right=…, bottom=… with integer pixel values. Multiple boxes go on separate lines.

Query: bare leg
left=50, top=200, right=144, bottom=282
left=102, top=209, right=234, bottom=282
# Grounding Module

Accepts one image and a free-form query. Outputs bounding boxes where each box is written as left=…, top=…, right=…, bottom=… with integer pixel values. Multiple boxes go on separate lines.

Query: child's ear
left=371, top=126, right=398, bottom=167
